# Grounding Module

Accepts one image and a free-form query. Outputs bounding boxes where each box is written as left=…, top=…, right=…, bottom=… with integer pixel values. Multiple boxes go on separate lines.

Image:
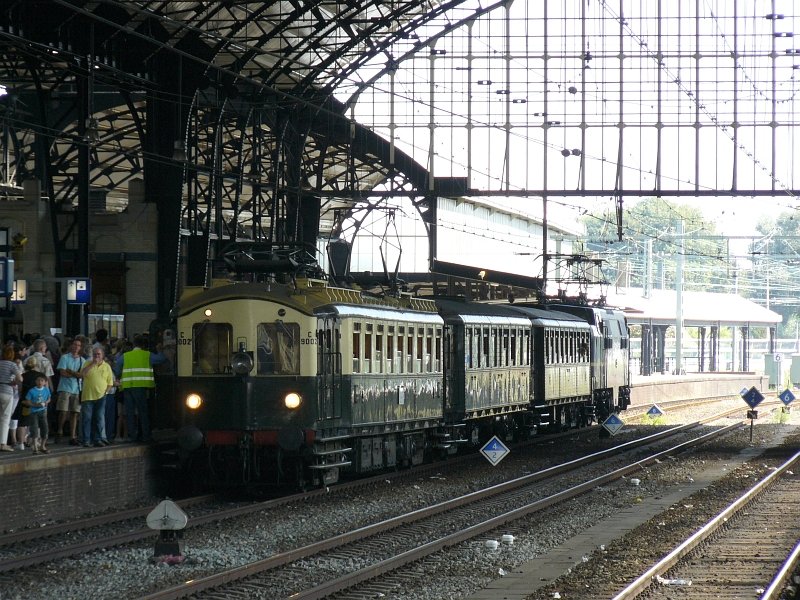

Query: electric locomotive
left=539, top=304, right=631, bottom=422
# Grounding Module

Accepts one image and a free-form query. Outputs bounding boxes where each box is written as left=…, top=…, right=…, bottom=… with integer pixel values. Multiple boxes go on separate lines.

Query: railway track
left=0, top=398, right=769, bottom=599
left=0, top=413, right=628, bottom=569
left=0, top=420, right=616, bottom=573
left=138, top=409, right=757, bottom=599
left=612, top=448, right=800, bottom=599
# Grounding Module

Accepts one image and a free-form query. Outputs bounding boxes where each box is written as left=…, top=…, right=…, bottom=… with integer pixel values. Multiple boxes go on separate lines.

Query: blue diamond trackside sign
left=480, top=436, right=510, bottom=466
left=602, top=413, right=625, bottom=436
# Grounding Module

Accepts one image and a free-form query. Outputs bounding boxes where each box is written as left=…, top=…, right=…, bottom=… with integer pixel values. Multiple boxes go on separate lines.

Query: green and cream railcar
left=173, top=277, right=444, bottom=488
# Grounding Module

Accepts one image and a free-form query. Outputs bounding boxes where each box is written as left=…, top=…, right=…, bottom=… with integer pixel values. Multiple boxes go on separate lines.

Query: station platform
left=0, top=438, right=166, bottom=533
left=630, top=371, right=768, bottom=407
left=0, top=371, right=771, bottom=533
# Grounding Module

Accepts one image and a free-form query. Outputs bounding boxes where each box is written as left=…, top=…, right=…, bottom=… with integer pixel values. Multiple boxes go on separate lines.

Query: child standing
left=23, top=375, right=51, bottom=454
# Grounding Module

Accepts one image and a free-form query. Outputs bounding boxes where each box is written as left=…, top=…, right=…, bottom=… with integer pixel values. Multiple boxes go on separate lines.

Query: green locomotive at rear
left=173, top=277, right=446, bottom=489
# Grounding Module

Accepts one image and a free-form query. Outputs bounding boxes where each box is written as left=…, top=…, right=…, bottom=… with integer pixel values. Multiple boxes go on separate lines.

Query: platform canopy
left=605, top=288, right=782, bottom=328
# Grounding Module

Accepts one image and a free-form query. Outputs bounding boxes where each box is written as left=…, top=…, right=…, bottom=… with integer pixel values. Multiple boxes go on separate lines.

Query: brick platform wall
left=0, top=446, right=161, bottom=532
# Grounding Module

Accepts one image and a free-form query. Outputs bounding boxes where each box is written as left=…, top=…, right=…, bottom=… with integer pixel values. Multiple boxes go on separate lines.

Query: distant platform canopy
left=604, top=288, right=782, bottom=329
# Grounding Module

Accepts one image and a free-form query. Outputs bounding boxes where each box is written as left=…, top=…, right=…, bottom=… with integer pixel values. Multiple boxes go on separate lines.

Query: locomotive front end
left=174, top=282, right=330, bottom=489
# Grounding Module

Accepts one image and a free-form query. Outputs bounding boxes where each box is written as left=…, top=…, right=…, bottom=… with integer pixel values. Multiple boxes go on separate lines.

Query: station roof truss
left=0, top=1, right=798, bottom=301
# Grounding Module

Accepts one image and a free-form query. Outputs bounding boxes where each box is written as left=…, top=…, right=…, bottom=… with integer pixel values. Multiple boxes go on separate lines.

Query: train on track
left=172, top=274, right=630, bottom=489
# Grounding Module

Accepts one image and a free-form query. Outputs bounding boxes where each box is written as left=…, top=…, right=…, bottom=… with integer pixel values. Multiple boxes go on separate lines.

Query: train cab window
left=192, top=323, right=232, bottom=374
left=579, top=334, right=589, bottom=360
left=257, top=322, right=300, bottom=375
left=352, top=322, right=361, bottom=373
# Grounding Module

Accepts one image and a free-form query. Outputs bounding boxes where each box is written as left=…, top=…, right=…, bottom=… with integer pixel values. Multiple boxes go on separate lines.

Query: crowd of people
left=0, top=329, right=168, bottom=455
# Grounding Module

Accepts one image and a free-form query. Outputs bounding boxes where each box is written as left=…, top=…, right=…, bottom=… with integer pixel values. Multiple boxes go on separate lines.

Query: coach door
left=317, top=317, right=343, bottom=421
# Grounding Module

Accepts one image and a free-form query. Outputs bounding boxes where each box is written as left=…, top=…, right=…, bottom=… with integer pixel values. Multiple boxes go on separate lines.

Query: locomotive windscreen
left=257, top=322, right=300, bottom=375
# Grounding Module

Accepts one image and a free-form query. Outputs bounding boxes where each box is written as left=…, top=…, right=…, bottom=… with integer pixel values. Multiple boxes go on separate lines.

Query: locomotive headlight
left=284, top=392, right=302, bottom=409
left=185, top=393, right=203, bottom=410
left=231, top=351, right=254, bottom=375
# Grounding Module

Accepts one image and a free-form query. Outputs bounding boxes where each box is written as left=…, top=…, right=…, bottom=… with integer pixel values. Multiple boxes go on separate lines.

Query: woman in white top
left=0, top=346, right=23, bottom=452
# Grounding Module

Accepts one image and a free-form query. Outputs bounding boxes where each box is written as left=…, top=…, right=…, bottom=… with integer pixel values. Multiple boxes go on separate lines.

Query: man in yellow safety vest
left=115, top=334, right=167, bottom=443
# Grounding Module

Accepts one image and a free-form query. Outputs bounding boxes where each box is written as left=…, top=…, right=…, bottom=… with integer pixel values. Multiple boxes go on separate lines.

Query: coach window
left=465, top=328, right=472, bottom=369
left=524, top=330, right=530, bottom=365
left=510, top=329, right=517, bottom=366
left=365, top=323, right=373, bottom=373
left=386, top=326, right=394, bottom=374
left=416, top=328, right=424, bottom=372
left=397, top=326, right=405, bottom=373
left=407, top=327, right=415, bottom=373
left=193, top=323, right=232, bottom=375
left=435, top=328, right=442, bottom=371
left=375, top=324, right=384, bottom=374
left=544, top=331, right=551, bottom=364
left=352, top=322, right=361, bottom=373
left=424, top=328, right=433, bottom=372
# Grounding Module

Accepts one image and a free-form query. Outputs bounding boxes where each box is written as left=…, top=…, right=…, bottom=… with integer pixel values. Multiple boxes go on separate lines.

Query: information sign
left=66, top=278, right=91, bottom=305
left=742, top=386, right=765, bottom=410
left=602, top=413, right=625, bottom=436
left=646, top=405, right=664, bottom=418
left=779, top=389, right=795, bottom=406
left=480, top=436, right=510, bottom=466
